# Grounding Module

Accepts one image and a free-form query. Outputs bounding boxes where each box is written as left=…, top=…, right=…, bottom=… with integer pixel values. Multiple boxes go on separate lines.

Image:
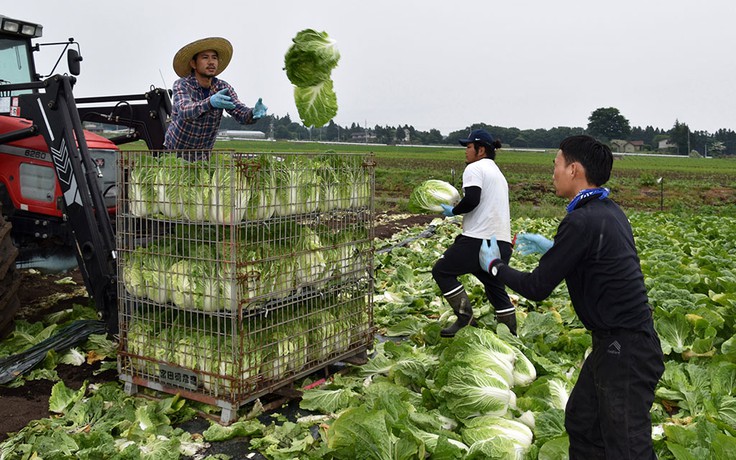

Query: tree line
left=220, top=107, right=736, bottom=157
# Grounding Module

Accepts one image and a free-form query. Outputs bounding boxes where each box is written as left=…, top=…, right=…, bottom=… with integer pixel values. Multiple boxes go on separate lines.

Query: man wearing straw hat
left=164, top=37, right=267, bottom=158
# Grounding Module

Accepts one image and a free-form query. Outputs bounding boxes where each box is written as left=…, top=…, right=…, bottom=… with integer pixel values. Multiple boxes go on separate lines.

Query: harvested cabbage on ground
left=4, top=213, right=736, bottom=459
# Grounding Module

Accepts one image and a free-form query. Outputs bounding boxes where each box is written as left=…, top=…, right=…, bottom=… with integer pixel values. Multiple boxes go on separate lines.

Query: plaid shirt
left=164, top=74, right=254, bottom=151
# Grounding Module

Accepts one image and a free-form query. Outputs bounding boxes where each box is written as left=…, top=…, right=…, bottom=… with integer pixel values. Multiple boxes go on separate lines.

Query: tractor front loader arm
left=17, top=75, right=118, bottom=333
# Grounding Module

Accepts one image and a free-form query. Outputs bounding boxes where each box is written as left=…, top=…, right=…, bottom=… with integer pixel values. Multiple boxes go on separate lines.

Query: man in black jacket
left=479, top=135, right=664, bottom=459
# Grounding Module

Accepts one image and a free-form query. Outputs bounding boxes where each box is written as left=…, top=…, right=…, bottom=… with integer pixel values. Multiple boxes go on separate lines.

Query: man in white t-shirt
left=432, top=129, right=516, bottom=336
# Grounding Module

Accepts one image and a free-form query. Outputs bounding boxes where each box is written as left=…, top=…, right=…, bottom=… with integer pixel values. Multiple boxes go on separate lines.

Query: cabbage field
left=2, top=141, right=736, bottom=458
left=2, top=210, right=734, bottom=459
left=367, top=212, right=736, bottom=459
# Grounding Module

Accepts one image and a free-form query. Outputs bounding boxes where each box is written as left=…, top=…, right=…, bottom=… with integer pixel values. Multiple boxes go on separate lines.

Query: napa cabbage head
left=293, top=226, right=326, bottom=286
left=169, top=255, right=220, bottom=311
left=180, top=161, right=212, bottom=222
left=200, top=335, right=261, bottom=396
left=284, top=29, right=340, bottom=87
left=209, top=153, right=249, bottom=224
left=439, top=364, right=515, bottom=419
left=245, top=154, right=277, bottom=220
left=141, top=251, right=176, bottom=305
left=307, top=310, right=340, bottom=363
left=273, top=156, right=320, bottom=216
left=327, top=406, right=417, bottom=460
left=655, top=306, right=691, bottom=355
left=129, top=154, right=160, bottom=217
left=315, top=154, right=352, bottom=211
left=512, top=347, right=537, bottom=387
left=516, top=376, right=571, bottom=413
left=408, top=179, right=461, bottom=213
left=261, top=327, right=307, bottom=381
left=461, top=416, right=534, bottom=460
left=442, top=327, right=517, bottom=367
left=155, top=154, right=188, bottom=218
left=122, top=246, right=147, bottom=298
left=285, top=29, right=341, bottom=128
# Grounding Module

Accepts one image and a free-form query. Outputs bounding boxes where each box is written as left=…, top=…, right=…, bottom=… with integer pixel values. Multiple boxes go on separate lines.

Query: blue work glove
left=253, top=98, right=268, bottom=119
left=515, top=233, right=553, bottom=255
left=210, top=89, right=235, bottom=110
left=479, top=237, right=501, bottom=273
left=440, top=203, right=454, bottom=217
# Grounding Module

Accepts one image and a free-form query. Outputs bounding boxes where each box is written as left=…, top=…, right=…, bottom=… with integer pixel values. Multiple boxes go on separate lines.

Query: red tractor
left=0, top=14, right=171, bottom=337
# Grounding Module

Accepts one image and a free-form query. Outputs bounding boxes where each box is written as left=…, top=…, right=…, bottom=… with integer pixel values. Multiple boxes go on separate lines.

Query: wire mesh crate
left=116, top=150, right=375, bottom=423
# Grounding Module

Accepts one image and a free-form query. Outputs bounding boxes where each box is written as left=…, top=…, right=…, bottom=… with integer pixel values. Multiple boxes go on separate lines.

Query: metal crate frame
left=115, top=150, right=375, bottom=423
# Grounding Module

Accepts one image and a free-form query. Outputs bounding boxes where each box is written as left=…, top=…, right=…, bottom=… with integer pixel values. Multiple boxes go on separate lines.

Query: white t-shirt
left=460, top=158, right=512, bottom=243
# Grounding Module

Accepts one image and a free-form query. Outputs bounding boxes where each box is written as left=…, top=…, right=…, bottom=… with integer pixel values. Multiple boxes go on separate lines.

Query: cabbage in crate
left=408, top=179, right=461, bottom=213
left=284, top=29, right=340, bottom=127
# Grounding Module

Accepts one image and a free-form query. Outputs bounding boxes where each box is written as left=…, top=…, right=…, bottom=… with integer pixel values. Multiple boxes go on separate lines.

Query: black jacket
left=493, top=196, right=653, bottom=332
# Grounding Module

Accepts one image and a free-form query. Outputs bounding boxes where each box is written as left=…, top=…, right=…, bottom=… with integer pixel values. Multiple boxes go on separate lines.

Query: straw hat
left=172, top=37, right=233, bottom=77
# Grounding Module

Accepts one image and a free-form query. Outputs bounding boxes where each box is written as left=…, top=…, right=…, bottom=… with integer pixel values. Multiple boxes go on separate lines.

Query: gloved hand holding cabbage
left=408, top=179, right=461, bottom=213
left=440, top=203, right=455, bottom=217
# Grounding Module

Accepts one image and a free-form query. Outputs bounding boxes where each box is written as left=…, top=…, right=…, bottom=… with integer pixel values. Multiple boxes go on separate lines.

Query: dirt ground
left=0, top=267, right=101, bottom=442
left=0, top=211, right=436, bottom=445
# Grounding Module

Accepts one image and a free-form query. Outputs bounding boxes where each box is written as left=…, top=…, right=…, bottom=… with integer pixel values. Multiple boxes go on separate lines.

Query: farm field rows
left=159, top=139, right=736, bottom=216
left=2, top=211, right=734, bottom=459
left=370, top=211, right=736, bottom=458
left=1, top=141, right=734, bottom=458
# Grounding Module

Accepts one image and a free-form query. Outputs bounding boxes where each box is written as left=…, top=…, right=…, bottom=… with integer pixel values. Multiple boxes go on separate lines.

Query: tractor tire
left=0, top=203, right=21, bottom=339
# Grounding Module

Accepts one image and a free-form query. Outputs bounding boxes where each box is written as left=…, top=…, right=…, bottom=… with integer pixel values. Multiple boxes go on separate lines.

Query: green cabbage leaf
left=293, top=79, right=338, bottom=128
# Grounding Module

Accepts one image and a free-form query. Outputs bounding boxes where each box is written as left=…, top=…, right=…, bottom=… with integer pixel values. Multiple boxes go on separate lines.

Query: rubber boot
left=440, top=290, right=476, bottom=338
left=496, top=310, right=517, bottom=336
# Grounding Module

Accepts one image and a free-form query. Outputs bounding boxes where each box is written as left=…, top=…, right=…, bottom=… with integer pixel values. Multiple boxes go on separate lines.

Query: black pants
left=432, top=234, right=514, bottom=316
left=566, top=326, right=664, bottom=460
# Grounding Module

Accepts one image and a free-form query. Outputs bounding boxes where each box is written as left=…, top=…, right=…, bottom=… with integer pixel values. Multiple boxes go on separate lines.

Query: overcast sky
left=6, top=0, right=735, bottom=135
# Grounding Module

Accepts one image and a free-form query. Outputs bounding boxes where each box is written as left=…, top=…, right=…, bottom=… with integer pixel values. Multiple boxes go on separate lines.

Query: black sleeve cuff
left=490, top=259, right=505, bottom=276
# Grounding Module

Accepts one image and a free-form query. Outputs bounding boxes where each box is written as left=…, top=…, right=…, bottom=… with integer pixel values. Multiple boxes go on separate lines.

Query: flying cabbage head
left=284, top=29, right=341, bottom=87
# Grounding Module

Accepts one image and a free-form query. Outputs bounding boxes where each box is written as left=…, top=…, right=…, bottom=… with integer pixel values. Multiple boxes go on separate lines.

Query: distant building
left=217, top=130, right=266, bottom=140
left=610, top=139, right=644, bottom=153
left=630, top=140, right=645, bottom=151
left=350, top=131, right=377, bottom=142
left=658, top=138, right=677, bottom=152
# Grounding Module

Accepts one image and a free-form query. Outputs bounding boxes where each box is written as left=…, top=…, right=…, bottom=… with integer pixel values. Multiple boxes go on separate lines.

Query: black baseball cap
left=459, top=129, right=494, bottom=147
